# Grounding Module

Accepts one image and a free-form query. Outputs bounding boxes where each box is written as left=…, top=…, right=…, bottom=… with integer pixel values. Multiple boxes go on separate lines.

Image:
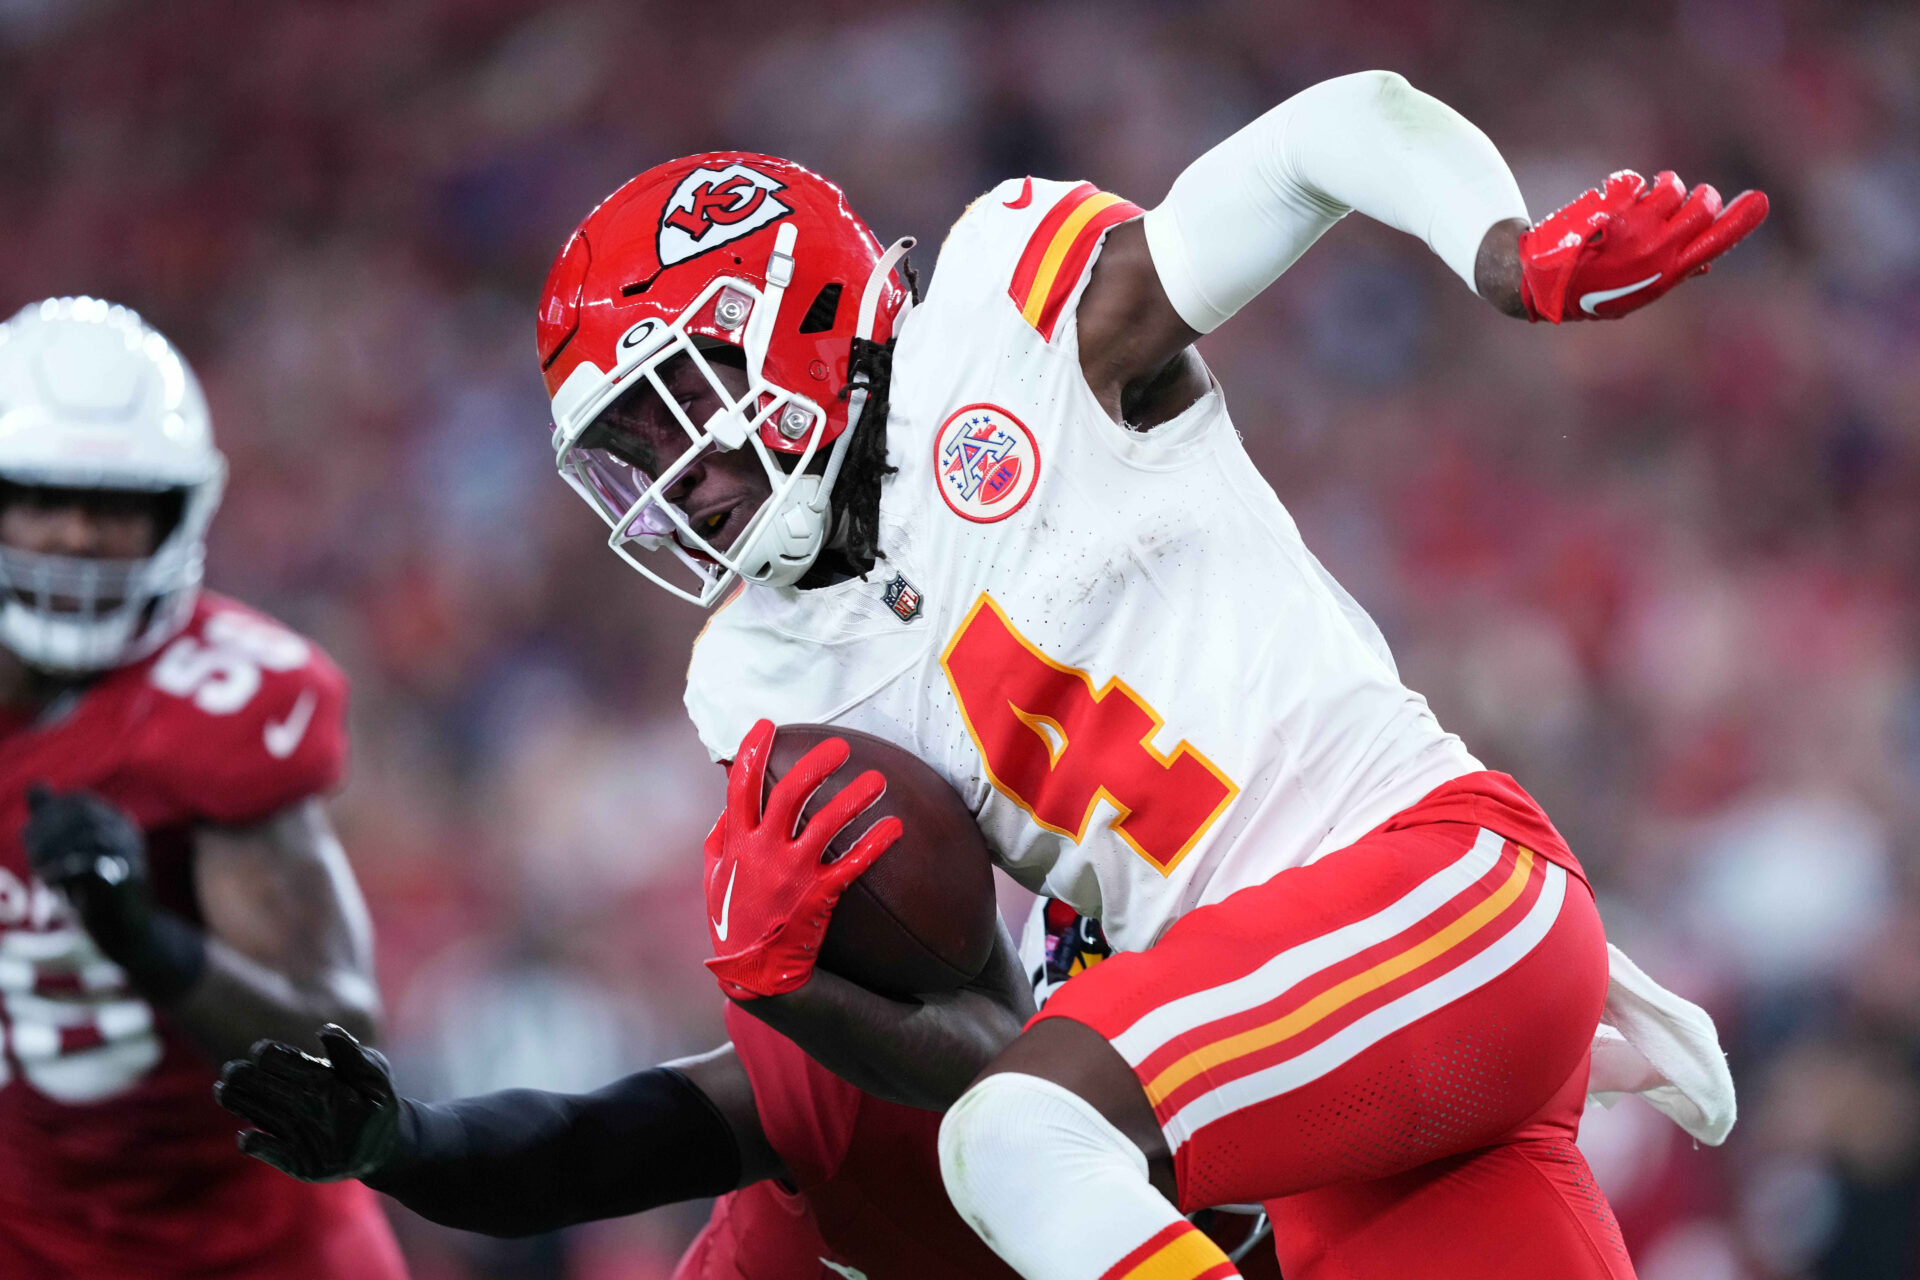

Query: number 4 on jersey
left=941, top=594, right=1237, bottom=874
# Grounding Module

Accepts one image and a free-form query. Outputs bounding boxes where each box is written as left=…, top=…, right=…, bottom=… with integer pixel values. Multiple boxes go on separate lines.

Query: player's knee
left=939, top=1071, right=1148, bottom=1226
left=937, top=1073, right=1022, bottom=1214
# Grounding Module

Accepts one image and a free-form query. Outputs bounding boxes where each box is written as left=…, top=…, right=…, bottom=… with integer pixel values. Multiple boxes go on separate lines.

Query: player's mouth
left=679, top=499, right=741, bottom=560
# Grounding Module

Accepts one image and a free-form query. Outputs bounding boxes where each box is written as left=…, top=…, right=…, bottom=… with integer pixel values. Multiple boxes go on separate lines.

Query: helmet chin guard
left=539, top=153, right=913, bottom=607
left=0, top=542, right=209, bottom=673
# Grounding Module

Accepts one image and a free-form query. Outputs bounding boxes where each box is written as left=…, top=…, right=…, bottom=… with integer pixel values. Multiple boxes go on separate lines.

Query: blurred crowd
left=5, top=0, right=1919, bottom=1276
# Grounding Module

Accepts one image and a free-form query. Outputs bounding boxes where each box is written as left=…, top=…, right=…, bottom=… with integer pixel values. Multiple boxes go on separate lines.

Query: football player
left=216, top=931, right=1034, bottom=1280
left=531, top=68, right=1762, bottom=1280
left=214, top=895, right=1286, bottom=1279
left=0, top=299, right=406, bottom=1278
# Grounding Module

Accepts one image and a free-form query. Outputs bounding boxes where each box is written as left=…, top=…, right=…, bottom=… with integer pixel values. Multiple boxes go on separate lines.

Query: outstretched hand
left=1518, top=169, right=1768, bottom=323
left=215, top=1024, right=404, bottom=1183
left=704, top=719, right=903, bottom=1001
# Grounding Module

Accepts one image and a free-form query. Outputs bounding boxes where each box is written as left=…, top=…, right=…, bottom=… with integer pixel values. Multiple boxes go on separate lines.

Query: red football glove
left=703, top=719, right=903, bottom=1000
left=1519, top=169, right=1769, bottom=323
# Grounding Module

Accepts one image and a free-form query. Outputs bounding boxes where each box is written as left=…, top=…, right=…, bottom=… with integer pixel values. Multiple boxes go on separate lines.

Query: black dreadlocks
left=798, top=255, right=919, bottom=587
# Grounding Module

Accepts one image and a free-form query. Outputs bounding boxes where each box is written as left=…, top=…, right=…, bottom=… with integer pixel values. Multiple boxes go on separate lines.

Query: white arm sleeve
left=1143, top=70, right=1529, bottom=333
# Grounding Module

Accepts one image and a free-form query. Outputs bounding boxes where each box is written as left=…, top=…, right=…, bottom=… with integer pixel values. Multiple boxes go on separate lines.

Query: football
left=765, top=724, right=998, bottom=998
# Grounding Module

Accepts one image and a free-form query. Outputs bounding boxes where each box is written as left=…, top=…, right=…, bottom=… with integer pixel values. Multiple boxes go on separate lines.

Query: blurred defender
left=521, top=69, right=1765, bottom=1280
left=0, top=299, right=405, bottom=1278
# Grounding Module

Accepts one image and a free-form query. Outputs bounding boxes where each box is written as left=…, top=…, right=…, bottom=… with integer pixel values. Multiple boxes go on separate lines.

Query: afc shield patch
left=881, top=573, right=923, bottom=623
left=658, top=163, right=792, bottom=268
left=934, top=403, right=1040, bottom=523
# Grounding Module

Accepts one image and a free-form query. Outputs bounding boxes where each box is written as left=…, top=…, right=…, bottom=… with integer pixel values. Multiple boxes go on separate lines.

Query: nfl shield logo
left=882, top=573, right=923, bottom=623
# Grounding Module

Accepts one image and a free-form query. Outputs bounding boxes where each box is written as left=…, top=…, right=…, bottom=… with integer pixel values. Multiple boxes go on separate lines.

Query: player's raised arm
left=216, top=1028, right=783, bottom=1237
left=1078, top=69, right=1769, bottom=412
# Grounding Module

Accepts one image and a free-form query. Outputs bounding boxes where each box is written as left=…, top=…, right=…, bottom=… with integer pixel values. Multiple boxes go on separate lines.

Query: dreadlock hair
left=800, top=255, right=919, bottom=585
left=830, top=335, right=896, bottom=572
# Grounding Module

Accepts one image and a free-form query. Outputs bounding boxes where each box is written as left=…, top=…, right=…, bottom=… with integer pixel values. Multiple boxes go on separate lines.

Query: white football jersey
left=686, top=177, right=1480, bottom=952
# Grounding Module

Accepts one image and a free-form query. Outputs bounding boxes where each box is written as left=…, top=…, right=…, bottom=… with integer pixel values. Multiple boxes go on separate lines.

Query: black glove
left=23, top=784, right=205, bottom=1003
left=216, top=1023, right=405, bottom=1183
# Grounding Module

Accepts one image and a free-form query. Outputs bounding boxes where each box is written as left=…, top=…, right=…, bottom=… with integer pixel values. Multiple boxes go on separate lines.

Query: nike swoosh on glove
left=704, top=719, right=903, bottom=1000
left=1519, top=169, right=1769, bottom=323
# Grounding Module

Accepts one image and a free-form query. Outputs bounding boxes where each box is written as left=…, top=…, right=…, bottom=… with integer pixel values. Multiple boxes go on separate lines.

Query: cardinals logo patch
left=658, top=164, right=791, bottom=268
left=934, top=403, right=1040, bottom=523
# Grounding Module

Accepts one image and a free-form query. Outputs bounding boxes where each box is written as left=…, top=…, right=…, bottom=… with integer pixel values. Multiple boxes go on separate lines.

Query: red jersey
left=672, top=1178, right=833, bottom=1280
left=0, top=593, right=405, bottom=1278
left=672, top=1005, right=1020, bottom=1280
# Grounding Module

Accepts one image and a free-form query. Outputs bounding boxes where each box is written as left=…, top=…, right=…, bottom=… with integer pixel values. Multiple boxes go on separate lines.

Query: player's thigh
left=1270, top=1136, right=1637, bottom=1280
left=1032, top=821, right=1608, bottom=1211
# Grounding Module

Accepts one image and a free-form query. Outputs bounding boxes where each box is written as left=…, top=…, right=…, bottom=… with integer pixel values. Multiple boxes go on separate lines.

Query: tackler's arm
left=742, top=914, right=1035, bottom=1113
left=217, top=1030, right=784, bottom=1236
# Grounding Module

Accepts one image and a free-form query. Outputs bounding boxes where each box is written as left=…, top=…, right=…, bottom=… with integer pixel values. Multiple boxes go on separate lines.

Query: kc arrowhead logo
left=658, top=164, right=791, bottom=268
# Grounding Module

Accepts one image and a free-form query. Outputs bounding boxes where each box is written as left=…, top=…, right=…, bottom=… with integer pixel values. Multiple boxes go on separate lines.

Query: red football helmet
left=537, top=153, right=913, bottom=604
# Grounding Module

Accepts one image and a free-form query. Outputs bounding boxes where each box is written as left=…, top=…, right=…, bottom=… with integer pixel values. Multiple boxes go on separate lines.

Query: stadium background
left=4, top=0, right=1918, bottom=1276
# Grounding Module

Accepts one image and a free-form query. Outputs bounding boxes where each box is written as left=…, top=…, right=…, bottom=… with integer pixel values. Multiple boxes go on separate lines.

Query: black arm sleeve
left=364, top=1067, right=741, bottom=1237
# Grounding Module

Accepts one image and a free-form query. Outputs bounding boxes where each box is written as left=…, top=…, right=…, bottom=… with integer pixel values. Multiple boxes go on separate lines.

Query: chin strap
left=859, top=236, right=916, bottom=336
left=804, top=236, right=916, bottom=528
left=741, top=222, right=799, bottom=387
left=706, top=220, right=801, bottom=452
left=825, top=505, right=854, bottom=551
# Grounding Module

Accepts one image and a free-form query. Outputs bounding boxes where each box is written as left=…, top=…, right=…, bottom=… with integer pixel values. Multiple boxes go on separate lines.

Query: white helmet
left=0, top=298, right=227, bottom=672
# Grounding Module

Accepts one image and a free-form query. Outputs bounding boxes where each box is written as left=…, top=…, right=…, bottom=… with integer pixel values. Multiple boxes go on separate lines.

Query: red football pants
left=1037, top=774, right=1633, bottom=1280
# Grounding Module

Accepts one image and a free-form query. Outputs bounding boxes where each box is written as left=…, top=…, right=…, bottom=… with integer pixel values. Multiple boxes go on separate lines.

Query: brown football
left=765, top=724, right=997, bottom=998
